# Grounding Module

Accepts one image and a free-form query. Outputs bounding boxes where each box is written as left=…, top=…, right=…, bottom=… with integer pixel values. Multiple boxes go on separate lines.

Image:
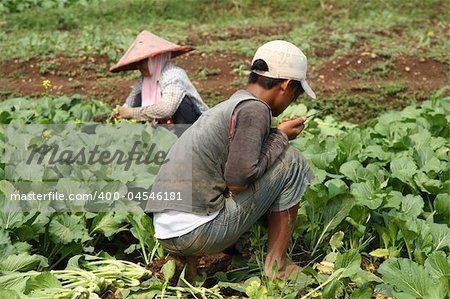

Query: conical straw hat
left=109, top=30, right=192, bottom=73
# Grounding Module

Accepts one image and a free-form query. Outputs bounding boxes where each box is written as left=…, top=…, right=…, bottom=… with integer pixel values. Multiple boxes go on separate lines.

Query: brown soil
left=0, top=52, right=247, bottom=106
left=0, top=49, right=448, bottom=107
left=312, top=51, right=449, bottom=94
left=146, top=252, right=233, bottom=284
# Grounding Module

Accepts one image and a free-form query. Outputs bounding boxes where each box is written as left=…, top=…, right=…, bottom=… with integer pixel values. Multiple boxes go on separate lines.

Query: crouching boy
left=146, top=40, right=316, bottom=280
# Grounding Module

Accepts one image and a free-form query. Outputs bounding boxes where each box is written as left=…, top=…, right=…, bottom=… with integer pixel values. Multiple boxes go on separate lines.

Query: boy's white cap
left=252, top=40, right=316, bottom=99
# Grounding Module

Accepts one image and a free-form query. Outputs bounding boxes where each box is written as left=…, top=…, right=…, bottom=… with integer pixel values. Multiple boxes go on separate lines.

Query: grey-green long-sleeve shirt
left=224, top=100, right=289, bottom=186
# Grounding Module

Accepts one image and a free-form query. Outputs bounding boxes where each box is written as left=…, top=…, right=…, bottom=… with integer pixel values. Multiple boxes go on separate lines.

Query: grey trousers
left=158, top=145, right=314, bottom=256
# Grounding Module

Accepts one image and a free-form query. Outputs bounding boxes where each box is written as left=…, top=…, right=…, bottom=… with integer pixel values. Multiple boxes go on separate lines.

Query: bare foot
left=282, top=259, right=304, bottom=280
left=265, top=258, right=304, bottom=280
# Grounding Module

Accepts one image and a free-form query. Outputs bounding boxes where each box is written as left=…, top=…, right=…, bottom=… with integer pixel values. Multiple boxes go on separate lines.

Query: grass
left=0, top=0, right=448, bottom=122
left=39, top=60, right=62, bottom=75
left=200, top=90, right=228, bottom=108
left=0, top=0, right=448, bottom=61
left=194, top=67, right=222, bottom=81
left=301, top=90, right=421, bottom=124
left=349, top=60, right=396, bottom=79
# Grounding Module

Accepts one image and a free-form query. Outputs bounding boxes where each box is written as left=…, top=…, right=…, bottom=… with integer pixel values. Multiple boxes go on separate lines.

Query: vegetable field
left=0, top=0, right=449, bottom=298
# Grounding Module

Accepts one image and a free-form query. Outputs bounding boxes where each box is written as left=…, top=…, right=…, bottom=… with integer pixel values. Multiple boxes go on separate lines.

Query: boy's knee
left=280, top=145, right=304, bottom=167
left=281, top=145, right=314, bottom=183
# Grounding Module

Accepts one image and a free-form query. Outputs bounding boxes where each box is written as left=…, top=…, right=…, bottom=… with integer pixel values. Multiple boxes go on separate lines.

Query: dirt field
left=1, top=50, right=447, bottom=108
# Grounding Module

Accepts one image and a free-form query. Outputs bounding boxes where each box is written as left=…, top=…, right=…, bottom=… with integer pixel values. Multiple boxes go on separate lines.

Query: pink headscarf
left=141, top=53, right=170, bottom=106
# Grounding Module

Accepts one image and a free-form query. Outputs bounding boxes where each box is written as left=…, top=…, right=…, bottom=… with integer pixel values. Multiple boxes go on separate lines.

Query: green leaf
left=161, top=260, right=176, bottom=282
left=362, top=145, right=392, bottom=161
left=383, top=191, right=403, bottom=209
left=0, top=230, right=15, bottom=258
left=351, top=269, right=383, bottom=285
left=0, top=111, right=12, bottom=124
left=303, top=137, right=337, bottom=170
left=90, top=211, right=128, bottom=238
left=413, top=148, right=442, bottom=174
left=345, top=216, right=366, bottom=237
left=129, top=213, right=155, bottom=245
left=430, top=223, right=450, bottom=251
left=312, top=197, right=354, bottom=255
left=393, top=292, right=419, bottom=299
left=0, top=253, right=48, bottom=272
left=244, top=277, right=267, bottom=299
left=414, top=171, right=443, bottom=194
left=323, top=197, right=355, bottom=235
left=434, top=194, right=450, bottom=226
left=65, top=255, right=83, bottom=270
left=390, top=156, right=418, bottom=187
left=378, top=258, right=441, bottom=299
left=350, top=181, right=383, bottom=209
left=0, top=181, right=30, bottom=230
left=325, top=179, right=348, bottom=198
left=322, top=276, right=342, bottom=299
left=340, top=160, right=363, bottom=182
left=24, top=272, right=61, bottom=295
left=48, top=214, right=91, bottom=245
left=218, top=281, right=246, bottom=293
left=369, top=248, right=389, bottom=258
left=335, top=249, right=360, bottom=276
left=0, top=272, right=38, bottom=293
left=329, top=231, right=344, bottom=251
left=410, top=130, right=432, bottom=149
left=401, top=194, right=424, bottom=218
left=425, top=251, right=450, bottom=279
left=338, top=131, right=362, bottom=159
left=374, top=283, right=395, bottom=297
left=365, top=164, right=389, bottom=188
left=349, top=287, right=372, bottom=299
left=52, top=110, right=70, bottom=123
left=0, top=289, right=23, bottom=299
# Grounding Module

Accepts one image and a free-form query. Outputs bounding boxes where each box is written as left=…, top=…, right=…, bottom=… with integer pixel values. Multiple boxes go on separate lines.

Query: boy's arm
left=224, top=101, right=288, bottom=191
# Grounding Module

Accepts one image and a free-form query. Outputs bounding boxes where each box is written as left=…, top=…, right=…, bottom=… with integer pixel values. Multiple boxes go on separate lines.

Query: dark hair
left=290, top=80, right=304, bottom=101
left=248, top=59, right=304, bottom=99
left=248, top=59, right=284, bottom=89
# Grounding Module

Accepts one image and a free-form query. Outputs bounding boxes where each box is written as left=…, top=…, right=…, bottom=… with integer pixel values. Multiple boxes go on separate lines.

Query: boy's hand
left=277, top=117, right=306, bottom=140
left=228, top=185, right=248, bottom=194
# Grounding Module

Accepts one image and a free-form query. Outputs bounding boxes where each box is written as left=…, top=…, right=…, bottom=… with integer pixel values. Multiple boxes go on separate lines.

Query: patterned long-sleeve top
left=123, top=62, right=208, bottom=121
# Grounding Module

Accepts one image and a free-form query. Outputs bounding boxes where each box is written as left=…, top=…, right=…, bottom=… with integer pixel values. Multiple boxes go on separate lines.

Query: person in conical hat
left=110, top=30, right=208, bottom=123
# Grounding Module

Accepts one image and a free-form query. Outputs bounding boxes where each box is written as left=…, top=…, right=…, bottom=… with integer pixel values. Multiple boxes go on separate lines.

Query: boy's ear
left=279, top=79, right=292, bottom=92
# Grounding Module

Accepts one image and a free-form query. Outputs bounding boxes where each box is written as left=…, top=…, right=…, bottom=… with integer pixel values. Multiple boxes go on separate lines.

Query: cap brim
left=300, top=79, right=316, bottom=99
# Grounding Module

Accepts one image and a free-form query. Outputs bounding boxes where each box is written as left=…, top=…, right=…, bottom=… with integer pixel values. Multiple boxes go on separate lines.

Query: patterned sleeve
left=123, top=77, right=143, bottom=108
left=132, top=72, right=185, bottom=121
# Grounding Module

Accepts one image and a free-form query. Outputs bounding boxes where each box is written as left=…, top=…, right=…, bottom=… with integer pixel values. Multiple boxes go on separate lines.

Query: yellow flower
left=42, top=129, right=52, bottom=139
left=42, top=79, right=52, bottom=90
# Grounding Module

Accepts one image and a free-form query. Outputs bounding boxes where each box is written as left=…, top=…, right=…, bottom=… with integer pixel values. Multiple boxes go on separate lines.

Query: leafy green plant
left=126, top=213, right=164, bottom=265
left=0, top=88, right=449, bottom=298
left=0, top=254, right=151, bottom=298
left=277, top=88, right=450, bottom=264
left=378, top=252, right=450, bottom=299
